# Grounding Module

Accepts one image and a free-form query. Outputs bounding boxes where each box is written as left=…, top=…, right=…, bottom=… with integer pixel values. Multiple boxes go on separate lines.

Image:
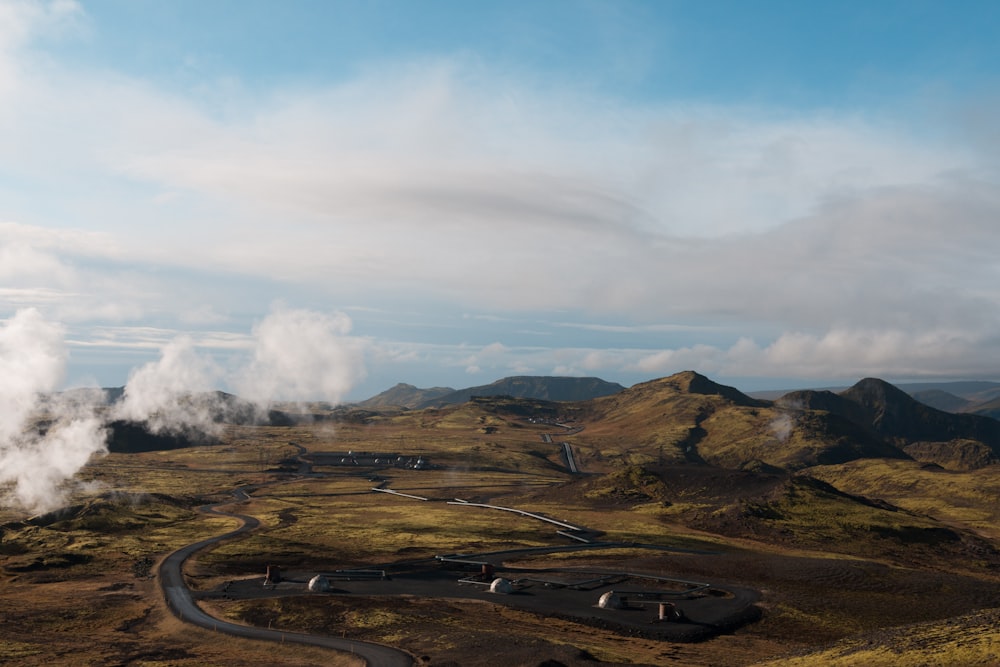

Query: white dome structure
left=598, top=591, right=625, bottom=609
left=308, top=574, right=331, bottom=592
left=489, top=577, right=513, bottom=594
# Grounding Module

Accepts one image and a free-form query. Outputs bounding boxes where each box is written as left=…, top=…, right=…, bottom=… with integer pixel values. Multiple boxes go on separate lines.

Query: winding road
left=561, top=441, right=580, bottom=473
left=158, top=488, right=413, bottom=667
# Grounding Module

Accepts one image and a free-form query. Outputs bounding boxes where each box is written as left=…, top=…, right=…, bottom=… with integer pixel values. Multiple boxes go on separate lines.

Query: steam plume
left=112, top=335, right=222, bottom=435
left=770, top=398, right=805, bottom=443
left=0, top=308, right=107, bottom=513
left=0, top=305, right=366, bottom=515
left=236, top=306, right=366, bottom=405
left=112, top=306, right=367, bottom=435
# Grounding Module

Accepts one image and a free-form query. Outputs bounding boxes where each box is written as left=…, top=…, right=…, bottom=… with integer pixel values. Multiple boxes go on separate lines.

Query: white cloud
left=454, top=341, right=518, bottom=378
left=0, top=286, right=73, bottom=305
left=3, top=3, right=1000, bottom=387
left=0, top=222, right=118, bottom=256
left=358, top=326, right=1000, bottom=389
left=0, top=0, right=82, bottom=56
left=481, top=342, right=509, bottom=355
left=553, top=321, right=721, bottom=334
left=630, top=328, right=997, bottom=381
left=0, top=242, right=75, bottom=284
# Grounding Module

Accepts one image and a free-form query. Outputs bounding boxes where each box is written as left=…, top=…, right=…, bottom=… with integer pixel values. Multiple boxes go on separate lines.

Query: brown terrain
left=2, top=371, right=1000, bottom=666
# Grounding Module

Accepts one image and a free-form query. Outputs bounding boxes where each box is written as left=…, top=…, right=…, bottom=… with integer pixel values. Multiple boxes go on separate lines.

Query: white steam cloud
left=112, top=306, right=367, bottom=434
left=770, top=412, right=796, bottom=443
left=237, top=306, right=366, bottom=405
left=112, top=335, right=222, bottom=435
left=0, top=308, right=107, bottom=514
left=0, top=305, right=366, bottom=515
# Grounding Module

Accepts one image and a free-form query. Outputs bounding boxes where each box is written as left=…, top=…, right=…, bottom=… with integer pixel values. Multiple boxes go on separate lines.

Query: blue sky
left=66, top=1, right=1000, bottom=107
left=2, top=0, right=1000, bottom=401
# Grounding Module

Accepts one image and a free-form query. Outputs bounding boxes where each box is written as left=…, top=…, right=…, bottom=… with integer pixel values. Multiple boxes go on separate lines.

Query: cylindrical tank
left=659, top=602, right=684, bottom=621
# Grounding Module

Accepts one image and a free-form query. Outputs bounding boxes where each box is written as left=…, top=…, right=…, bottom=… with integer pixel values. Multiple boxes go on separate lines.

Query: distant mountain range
left=75, top=375, right=1000, bottom=420
left=356, top=371, right=1000, bottom=473
left=354, top=376, right=626, bottom=410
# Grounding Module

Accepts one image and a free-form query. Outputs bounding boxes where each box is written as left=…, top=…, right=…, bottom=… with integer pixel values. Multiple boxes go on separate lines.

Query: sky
left=3, top=0, right=1000, bottom=401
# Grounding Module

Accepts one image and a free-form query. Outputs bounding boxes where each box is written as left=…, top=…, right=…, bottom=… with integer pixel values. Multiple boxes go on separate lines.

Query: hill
left=841, top=378, right=1000, bottom=443
left=575, top=371, right=903, bottom=471
left=354, top=383, right=455, bottom=410
left=775, top=378, right=1000, bottom=470
left=895, top=380, right=1000, bottom=403
left=908, top=389, right=971, bottom=412
left=105, top=420, right=207, bottom=453
left=413, top=375, right=625, bottom=408
left=754, top=380, right=1000, bottom=415
left=967, top=395, right=1000, bottom=420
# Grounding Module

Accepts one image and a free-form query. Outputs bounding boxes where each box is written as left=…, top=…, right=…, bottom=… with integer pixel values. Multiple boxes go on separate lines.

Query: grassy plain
left=807, top=458, right=1000, bottom=540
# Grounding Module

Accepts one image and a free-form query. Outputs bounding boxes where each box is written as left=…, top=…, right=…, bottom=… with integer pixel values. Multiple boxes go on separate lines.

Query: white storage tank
left=308, top=574, right=331, bottom=592
left=489, top=577, right=513, bottom=594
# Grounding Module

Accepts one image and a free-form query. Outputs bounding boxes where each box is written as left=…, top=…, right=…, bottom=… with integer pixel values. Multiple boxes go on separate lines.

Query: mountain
left=909, top=389, right=971, bottom=412
left=749, top=385, right=849, bottom=401
left=899, top=382, right=1000, bottom=417
left=968, top=396, right=1000, bottom=420
left=895, top=380, right=1000, bottom=402
left=577, top=371, right=901, bottom=470
left=579, top=372, right=1000, bottom=472
left=659, top=370, right=767, bottom=407
left=413, top=376, right=626, bottom=409
left=775, top=378, right=1000, bottom=470
left=775, top=389, right=872, bottom=426
left=354, top=383, right=455, bottom=410
left=580, top=370, right=760, bottom=426
left=754, top=380, right=1000, bottom=414
left=841, top=378, right=1000, bottom=448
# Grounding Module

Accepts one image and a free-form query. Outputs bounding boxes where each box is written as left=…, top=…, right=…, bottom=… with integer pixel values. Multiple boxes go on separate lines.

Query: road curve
left=158, top=488, right=413, bottom=667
